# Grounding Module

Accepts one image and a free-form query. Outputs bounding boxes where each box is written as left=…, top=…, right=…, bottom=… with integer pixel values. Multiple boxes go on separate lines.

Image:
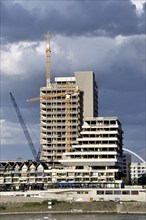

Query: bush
left=0, top=206, right=6, bottom=210
left=23, top=202, right=42, bottom=207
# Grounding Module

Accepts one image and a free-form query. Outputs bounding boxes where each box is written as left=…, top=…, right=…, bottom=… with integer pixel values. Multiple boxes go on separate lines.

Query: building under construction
left=27, top=35, right=98, bottom=162
left=39, top=72, right=98, bottom=162
left=25, top=34, right=124, bottom=188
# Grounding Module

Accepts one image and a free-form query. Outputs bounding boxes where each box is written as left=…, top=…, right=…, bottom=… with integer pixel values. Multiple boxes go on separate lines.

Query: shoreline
left=0, top=211, right=146, bottom=215
left=1, top=195, right=146, bottom=215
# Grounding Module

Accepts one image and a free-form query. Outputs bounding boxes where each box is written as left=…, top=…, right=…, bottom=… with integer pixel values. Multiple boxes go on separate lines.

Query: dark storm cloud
left=97, top=36, right=145, bottom=92
left=1, top=0, right=145, bottom=43
left=99, top=88, right=145, bottom=125
left=1, top=72, right=41, bottom=124
left=1, top=34, right=144, bottom=127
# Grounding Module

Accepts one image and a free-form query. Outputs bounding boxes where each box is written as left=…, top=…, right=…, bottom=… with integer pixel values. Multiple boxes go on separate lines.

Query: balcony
left=4, top=179, right=12, bottom=183
left=12, top=179, right=19, bottom=183
left=28, top=179, right=36, bottom=183
left=36, top=178, right=43, bottom=183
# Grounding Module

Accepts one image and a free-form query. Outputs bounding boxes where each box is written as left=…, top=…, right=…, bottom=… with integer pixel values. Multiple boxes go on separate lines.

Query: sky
left=0, top=0, right=146, bottom=162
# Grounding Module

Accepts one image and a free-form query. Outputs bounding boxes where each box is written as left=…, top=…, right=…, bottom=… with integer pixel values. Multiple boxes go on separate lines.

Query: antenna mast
left=46, top=32, right=51, bottom=87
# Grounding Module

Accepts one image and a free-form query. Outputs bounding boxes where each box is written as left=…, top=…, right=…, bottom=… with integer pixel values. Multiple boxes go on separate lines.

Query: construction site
left=0, top=34, right=146, bottom=202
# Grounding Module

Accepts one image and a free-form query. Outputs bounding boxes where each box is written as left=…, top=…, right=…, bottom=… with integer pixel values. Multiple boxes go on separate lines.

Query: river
left=1, top=213, right=146, bottom=220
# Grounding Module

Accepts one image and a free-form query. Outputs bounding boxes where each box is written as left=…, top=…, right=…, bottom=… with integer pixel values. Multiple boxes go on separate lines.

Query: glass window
left=131, top=191, right=138, bottom=195
left=97, top=191, right=104, bottom=195
left=122, top=190, right=130, bottom=195
left=114, top=190, right=121, bottom=195
left=105, top=191, right=113, bottom=195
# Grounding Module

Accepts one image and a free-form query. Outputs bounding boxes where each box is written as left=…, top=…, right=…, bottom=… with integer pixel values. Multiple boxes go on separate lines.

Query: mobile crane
left=10, top=92, right=40, bottom=161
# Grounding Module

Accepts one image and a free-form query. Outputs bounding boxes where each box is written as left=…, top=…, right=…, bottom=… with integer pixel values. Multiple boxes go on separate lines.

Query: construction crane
left=26, top=33, right=80, bottom=153
left=27, top=86, right=80, bottom=153
left=10, top=92, right=39, bottom=161
left=46, top=32, right=51, bottom=87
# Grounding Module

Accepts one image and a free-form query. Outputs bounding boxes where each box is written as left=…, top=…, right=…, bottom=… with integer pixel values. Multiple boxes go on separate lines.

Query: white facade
left=130, top=163, right=146, bottom=181
left=1, top=187, right=146, bottom=202
left=59, top=117, right=123, bottom=188
left=40, top=77, right=81, bottom=161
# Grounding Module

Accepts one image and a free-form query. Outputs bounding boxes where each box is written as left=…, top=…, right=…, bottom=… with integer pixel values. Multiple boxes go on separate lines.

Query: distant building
left=130, top=162, right=146, bottom=184
left=122, top=153, right=131, bottom=184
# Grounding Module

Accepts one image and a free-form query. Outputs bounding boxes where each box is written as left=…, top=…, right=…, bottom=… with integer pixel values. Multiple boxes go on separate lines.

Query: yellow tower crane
left=27, top=33, right=80, bottom=153
left=27, top=87, right=80, bottom=153
left=46, top=32, right=51, bottom=87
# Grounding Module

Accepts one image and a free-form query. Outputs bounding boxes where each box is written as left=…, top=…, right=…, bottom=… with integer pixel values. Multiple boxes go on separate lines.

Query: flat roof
left=55, top=77, right=75, bottom=82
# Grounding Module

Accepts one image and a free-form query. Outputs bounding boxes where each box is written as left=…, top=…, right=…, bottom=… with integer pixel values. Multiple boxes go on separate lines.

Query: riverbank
left=0, top=195, right=146, bottom=214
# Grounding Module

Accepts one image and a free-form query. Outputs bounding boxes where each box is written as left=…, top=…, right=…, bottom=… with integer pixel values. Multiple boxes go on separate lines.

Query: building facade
left=40, top=71, right=98, bottom=162
left=130, top=162, right=146, bottom=184
left=122, top=153, right=131, bottom=184
left=59, top=117, right=123, bottom=188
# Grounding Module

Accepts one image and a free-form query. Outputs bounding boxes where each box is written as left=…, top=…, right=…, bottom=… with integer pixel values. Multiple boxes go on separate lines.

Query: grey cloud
left=123, top=124, right=145, bottom=161
left=1, top=0, right=145, bottom=43
left=1, top=34, right=144, bottom=128
left=96, top=36, right=145, bottom=92
left=96, top=36, right=145, bottom=128
left=99, top=88, right=145, bottom=125
left=1, top=72, right=41, bottom=125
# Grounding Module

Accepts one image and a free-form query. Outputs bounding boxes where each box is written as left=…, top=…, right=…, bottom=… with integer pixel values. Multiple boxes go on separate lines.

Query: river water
left=1, top=213, right=146, bottom=220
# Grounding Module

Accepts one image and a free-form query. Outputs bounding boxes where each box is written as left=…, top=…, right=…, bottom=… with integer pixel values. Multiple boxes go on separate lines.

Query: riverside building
left=130, top=162, right=146, bottom=184
left=59, top=117, right=123, bottom=188
left=39, top=67, right=124, bottom=188
left=40, top=71, right=98, bottom=162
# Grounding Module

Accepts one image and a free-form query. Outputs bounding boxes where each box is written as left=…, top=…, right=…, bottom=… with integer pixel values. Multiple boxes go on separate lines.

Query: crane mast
left=46, top=32, right=51, bottom=87
left=10, top=92, right=39, bottom=161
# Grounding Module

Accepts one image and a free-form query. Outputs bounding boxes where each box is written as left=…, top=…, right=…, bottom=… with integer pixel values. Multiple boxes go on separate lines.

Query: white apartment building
left=59, top=117, right=123, bottom=188
left=40, top=71, right=98, bottom=162
left=130, top=162, right=146, bottom=183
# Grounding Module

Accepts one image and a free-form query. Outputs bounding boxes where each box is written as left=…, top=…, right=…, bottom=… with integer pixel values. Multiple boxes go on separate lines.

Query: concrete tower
left=40, top=71, right=98, bottom=162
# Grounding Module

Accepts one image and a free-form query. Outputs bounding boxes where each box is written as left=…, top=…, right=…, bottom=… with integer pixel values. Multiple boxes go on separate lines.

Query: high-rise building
left=40, top=71, right=98, bottom=162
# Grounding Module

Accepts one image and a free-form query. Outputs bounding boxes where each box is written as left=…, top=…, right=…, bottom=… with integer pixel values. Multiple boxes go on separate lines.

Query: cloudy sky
left=0, top=0, right=145, bottom=162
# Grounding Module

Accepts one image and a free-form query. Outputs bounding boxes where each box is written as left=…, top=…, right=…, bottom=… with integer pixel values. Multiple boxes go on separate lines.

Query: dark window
left=131, top=191, right=139, bottom=195
left=105, top=191, right=113, bottom=195
left=97, top=191, right=104, bottom=195
left=114, top=191, right=121, bottom=195
left=122, top=190, right=130, bottom=195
